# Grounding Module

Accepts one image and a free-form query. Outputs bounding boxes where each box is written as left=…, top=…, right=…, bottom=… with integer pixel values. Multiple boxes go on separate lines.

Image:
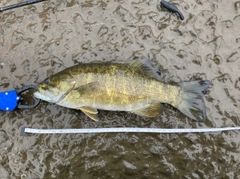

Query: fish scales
left=66, top=63, right=179, bottom=110
left=34, top=60, right=210, bottom=122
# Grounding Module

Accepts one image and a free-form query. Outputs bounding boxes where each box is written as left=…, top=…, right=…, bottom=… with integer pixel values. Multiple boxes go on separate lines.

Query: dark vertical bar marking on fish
left=160, top=0, right=184, bottom=20
left=0, top=0, right=46, bottom=12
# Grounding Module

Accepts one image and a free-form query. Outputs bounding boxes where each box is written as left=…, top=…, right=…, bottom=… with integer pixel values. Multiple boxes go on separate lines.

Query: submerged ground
left=0, top=0, right=240, bottom=178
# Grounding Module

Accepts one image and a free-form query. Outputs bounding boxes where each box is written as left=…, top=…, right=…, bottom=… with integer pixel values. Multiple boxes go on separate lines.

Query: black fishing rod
left=0, top=0, right=47, bottom=12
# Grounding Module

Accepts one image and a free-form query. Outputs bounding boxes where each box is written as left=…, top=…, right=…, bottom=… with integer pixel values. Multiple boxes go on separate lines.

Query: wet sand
left=0, top=0, right=240, bottom=178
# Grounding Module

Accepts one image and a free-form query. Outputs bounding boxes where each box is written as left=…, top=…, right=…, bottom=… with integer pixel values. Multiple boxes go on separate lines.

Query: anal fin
left=79, top=106, right=99, bottom=121
left=129, top=103, right=162, bottom=118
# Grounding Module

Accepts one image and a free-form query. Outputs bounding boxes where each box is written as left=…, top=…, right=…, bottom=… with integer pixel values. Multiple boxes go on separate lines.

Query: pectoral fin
left=79, top=106, right=99, bottom=121
left=75, top=82, right=101, bottom=94
left=129, top=103, right=162, bottom=118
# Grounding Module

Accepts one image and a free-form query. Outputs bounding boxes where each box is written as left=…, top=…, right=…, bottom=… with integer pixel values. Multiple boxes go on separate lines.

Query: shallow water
left=0, top=0, right=240, bottom=178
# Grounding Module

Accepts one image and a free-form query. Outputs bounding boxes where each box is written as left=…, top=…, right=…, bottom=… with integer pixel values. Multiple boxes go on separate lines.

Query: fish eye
left=44, top=78, right=50, bottom=84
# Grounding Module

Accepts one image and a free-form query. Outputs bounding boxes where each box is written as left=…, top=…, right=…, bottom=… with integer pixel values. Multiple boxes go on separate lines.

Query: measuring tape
left=22, top=126, right=240, bottom=134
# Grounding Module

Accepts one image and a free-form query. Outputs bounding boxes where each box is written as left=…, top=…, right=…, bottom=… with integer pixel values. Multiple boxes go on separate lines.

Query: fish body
left=34, top=60, right=210, bottom=121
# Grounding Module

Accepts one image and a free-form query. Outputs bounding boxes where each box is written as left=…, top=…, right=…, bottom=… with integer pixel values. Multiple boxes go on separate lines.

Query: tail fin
left=176, top=80, right=211, bottom=122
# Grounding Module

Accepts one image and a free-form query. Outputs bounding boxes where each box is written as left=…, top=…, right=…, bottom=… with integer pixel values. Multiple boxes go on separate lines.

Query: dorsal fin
left=129, top=59, right=162, bottom=80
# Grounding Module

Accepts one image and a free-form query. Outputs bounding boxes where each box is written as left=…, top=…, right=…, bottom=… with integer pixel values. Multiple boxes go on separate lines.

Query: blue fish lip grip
left=0, top=85, right=41, bottom=111
left=0, top=90, right=19, bottom=111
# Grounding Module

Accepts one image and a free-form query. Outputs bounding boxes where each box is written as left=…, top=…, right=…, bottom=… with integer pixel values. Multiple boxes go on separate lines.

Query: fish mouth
left=33, top=91, right=53, bottom=102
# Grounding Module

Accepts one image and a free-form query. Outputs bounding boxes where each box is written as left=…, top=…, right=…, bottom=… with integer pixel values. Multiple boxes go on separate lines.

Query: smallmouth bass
left=34, top=60, right=210, bottom=122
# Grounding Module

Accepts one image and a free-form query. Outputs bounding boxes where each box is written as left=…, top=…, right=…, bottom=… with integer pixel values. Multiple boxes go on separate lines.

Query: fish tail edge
left=176, top=80, right=211, bottom=122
